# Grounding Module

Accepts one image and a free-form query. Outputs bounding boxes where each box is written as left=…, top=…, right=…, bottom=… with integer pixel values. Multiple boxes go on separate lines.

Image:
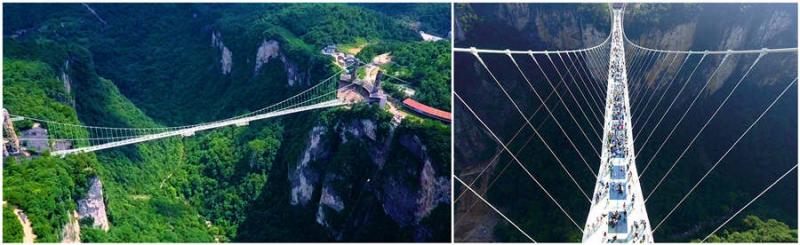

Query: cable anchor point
left=469, top=47, right=478, bottom=56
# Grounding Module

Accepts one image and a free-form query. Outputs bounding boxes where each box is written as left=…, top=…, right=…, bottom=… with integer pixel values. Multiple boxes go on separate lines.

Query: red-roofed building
left=402, top=98, right=451, bottom=123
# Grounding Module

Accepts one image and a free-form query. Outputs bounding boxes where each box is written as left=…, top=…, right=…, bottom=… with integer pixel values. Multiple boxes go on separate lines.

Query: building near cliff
left=401, top=98, right=451, bottom=123
left=20, top=124, right=49, bottom=153
left=368, top=71, right=388, bottom=108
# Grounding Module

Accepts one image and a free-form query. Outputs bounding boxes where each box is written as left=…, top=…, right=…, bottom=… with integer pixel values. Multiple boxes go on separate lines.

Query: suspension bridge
left=5, top=70, right=356, bottom=156
left=454, top=4, right=797, bottom=243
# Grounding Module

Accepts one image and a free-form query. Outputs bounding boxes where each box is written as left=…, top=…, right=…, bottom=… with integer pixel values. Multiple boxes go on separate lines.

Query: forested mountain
left=3, top=3, right=450, bottom=242
left=454, top=3, right=796, bottom=242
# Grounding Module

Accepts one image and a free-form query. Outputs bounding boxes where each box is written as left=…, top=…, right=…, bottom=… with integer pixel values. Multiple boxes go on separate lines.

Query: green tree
left=701, top=215, right=797, bottom=243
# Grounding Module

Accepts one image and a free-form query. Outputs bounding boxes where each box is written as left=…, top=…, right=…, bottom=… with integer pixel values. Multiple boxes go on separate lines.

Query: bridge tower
left=582, top=8, right=653, bottom=243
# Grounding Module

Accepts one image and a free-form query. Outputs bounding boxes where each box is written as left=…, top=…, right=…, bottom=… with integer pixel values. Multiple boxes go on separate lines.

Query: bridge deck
left=51, top=100, right=346, bottom=156
left=583, top=9, right=653, bottom=243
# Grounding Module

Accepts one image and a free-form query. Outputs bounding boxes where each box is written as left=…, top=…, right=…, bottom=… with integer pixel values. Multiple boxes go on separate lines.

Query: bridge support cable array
left=633, top=52, right=707, bottom=153
left=625, top=50, right=652, bottom=92
left=532, top=54, right=604, bottom=141
left=586, top=45, right=610, bottom=86
left=582, top=9, right=653, bottom=243
left=454, top=175, right=537, bottom=242
left=467, top=50, right=593, bottom=200
left=632, top=54, right=692, bottom=132
left=577, top=49, right=605, bottom=103
left=454, top=99, right=564, bottom=229
left=651, top=77, right=797, bottom=233
left=570, top=52, right=607, bottom=105
left=630, top=53, right=678, bottom=114
left=701, top=164, right=798, bottom=243
left=453, top=82, right=566, bottom=204
left=643, top=52, right=767, bottom=201
left=532, top=52, right=605, bottom=148
left=627, top=51, right=656, bottom=101
left=12, top=70, right=350, bottom=156
left=455, top=92, right=586, bottom=232
left=640, top=53, right=732, bottom=171
left=631, top=52, right=668, bottom=102
left=507, top=53, right=598, bottom=176
left=544, top=53, right=605, bottom=129
left=631, top=53, right=687, bottom=129
left=558, top=53, right=605, bottom=117
left=632, top=52, right=670, bottom=103
left=454, top=98, right=565, bottom=229
left=629, top=53, right=676, bottom=121
left=564, top=53, right=606, bottom=116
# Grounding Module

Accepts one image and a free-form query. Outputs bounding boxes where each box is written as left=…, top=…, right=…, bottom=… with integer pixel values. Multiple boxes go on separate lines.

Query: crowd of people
left=586, top=10, right=652, bottom=243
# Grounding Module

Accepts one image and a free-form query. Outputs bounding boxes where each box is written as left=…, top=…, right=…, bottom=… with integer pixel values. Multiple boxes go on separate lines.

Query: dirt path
left=12, top=205, right=37, bottom=243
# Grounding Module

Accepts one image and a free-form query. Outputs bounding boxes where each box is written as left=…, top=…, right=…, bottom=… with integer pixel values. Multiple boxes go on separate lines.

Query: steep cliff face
left=288, top=107, right=448, bottom=241
left=626, top=4, right=797, bottom=94
left=212, top=31, right=233, bottom=75
left=61, top=60, right=73, bottom=94
left=456, top=3, right=610, bottom=50
left=254, top=39, right=309, bottom=86
left=77, top=176, right=110, bottom=231
left=60, top=211, right=81, bottom=243
left=290, top=125, right=328, bottom=206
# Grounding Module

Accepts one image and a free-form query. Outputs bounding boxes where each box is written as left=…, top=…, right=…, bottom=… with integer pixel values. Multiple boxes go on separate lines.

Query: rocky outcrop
left=315, top=176, right=346, bottom=231
left=635, top=22, right=697, bottom=90
left=254, top=39, right=309, bottom=86
left=77, top=176, right=110, bottom=231
left=383, top=135, right=450, bottom=226
left=420, top=31, right=444, bottom=42
left=212, top=31, right=233, bottom=75
left=756, top=10, right=792, bottom=45
left=290, top=126, right=328, bottom=206
left=3, top=109, right=21, bottom=155
left=254, top=39, right=281, bottom=73
left=61, top=210, right=81, bottom=243
left=290, top=111, right=447, bottom=241
left=62, top=60, right=72, bottom=94
left=704, top=25, right=749, bottom=94
left=339, top=119, right=378, bottom=143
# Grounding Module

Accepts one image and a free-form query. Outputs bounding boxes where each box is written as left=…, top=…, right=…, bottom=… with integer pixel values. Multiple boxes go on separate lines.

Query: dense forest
left=454, top=3, right=796, bottom=242
left=3, top=3, right=450, bottom=242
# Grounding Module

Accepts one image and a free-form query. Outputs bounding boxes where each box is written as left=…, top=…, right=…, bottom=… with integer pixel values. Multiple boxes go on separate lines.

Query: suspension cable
left=455, top=92, right=586, bottom=232
left=453, top=81, right=565, bottom=203
left=700, top=164, right=798, bottom=243
left=529, top=53, right=603, bottom=144
left=454, top=99, right=562, bottom=227
left=573, top=51, right=607, bottom=103
left=644, top=53, right=765, bottom=200
left=639, top=53, right=731, bottom=178
left=632, top=53, right=684, bottom=128
left=563, top=52, right=605, bottom=115
left=558, top=52, right=605, bottom=117
left=632, top=53, right=693, bottom=138
left=470, top=51, right=593, bottom=200
left=508, top=52, right=598, bottom=175
left=544, top=53, right=605, bottom=131
left=454, top=175, right=537, bottom=242
left=631, top=52, right=663, bottom=102
left=634, top=52, right=708, bottom=148
left=651, top=77, right=797, bottom=232
left=631, top=53, right=678, bottom=114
